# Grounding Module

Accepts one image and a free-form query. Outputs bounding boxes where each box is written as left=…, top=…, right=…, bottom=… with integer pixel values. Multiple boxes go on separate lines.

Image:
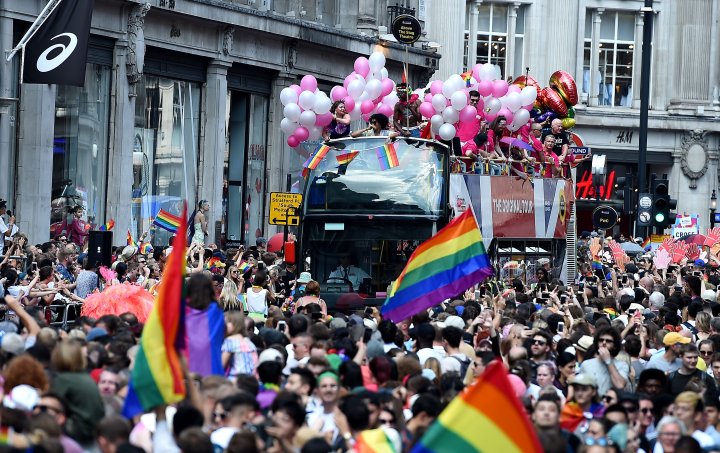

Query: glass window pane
left=245, top=95, right=268, bottom=241
left=516, top=6, right=525, bottom=35
left=465, top=3, right=471, bottom=30
left=600, top=12, right=616, bottom=40
left=478, top=4, right=491, bottom=31
left=585, top=11, right=592, bottom=39
left=476, top=34, right=490, bottom=63
left=617, top=12, right=635, bottom=41
left=492, top=5, right=508, bottom=33
left=52, top=64, right=111, bottom=243
left=582, top=43, right=591, bottom=94
left=514, top=37, right=523, bottom=77
left=133, top=76, right=201, bottom=245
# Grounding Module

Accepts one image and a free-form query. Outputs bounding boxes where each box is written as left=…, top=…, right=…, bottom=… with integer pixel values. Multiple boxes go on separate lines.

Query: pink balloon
left=354, top=57, right=370, bottom=78
left=459, top=105, right=478, bottom=123
left=300, top=75, right=318, bottom=92
left=497, top=107, right=513, bottom=124
left=419, top=102, right=435, bottom=119
left=492, top=80, right=509, bottom=98
left=343, top=73, right=357, bottom=89
left=361, top=113, right=372, bottom=122
left=290, top=84, right=302, bottom=96
left=316, top=112, right=334, bottom=126
left=377, top=104, right=393, bottom=117
left=294, top=126, right=310, bottom=141
left=424, top=93, right=433, bottom=103
left=381, top=78, right=395, bottom=97
left=472, top=64, right=482, bottom=82
left=360, top=100, right=375, bottom=115
left=508, top=84, right=522, bottom=94
left=477, top=80, right=493, bottom=97
left=342, top=96, right=355, bottom=113
left=430, top=80, right=444, bottom=95
left=331, top=86, right=348, bottom=102
left=484, top=112, right=497, bottom=122
left=522, top=104, right=534, bottom=111
left=287, top=135, right=300, bottom=147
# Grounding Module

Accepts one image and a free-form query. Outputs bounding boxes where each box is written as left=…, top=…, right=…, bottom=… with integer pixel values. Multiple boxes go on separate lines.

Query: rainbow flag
left=355, top=428, right=399, bottom=453
left=381, top=209, right=493, bottom=322
left=641, top=237, right=650, bottom=250
left=238, top=260, right=252, bottom=273
left=99, top=219, right=115, bottom=231
left=184, top=302, right=225, bottom=376
left=140, top=242, right=154, bottom=255
left=411, top=359, right=543, bottom=453
left=153, top=209, right=182, bottom=233
left=303, top=144, right=332, bottom=170
left=336, top=151, right=359, bottom=166
left=376, top=143, right=399, bottom=170
left=127, top=230, right=137, bottom=247
left=122, top=205, right=188, bottom=418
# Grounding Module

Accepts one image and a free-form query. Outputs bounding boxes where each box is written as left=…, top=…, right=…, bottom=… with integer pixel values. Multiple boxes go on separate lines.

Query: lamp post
left=711, top=190, right=717, bottom=228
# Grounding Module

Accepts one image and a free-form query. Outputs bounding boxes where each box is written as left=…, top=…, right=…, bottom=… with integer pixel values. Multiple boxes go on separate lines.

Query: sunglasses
left=213, top=412, right=227, bottom=420
left=35, top=405, right=62, bottom=415
left=601, top=395, right=615, bottom=403
left=379, top=417, right=395, bottom=424
left=640, top=407, right=653, bottom=414
left=532, top=339, right=547, bottom=346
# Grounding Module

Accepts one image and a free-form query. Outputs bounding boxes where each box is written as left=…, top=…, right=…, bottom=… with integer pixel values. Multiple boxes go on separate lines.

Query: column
left=266, top=73, right=296, bottom=237
left=106, top=39, right=136, bottom=244
left=589, top=8, right=604, bottom=107
left=357, top=0, right=376, bottom=33
left=198, top=59, right=231, bottom=246
left=467, top=1, right=481, bottom=70
left=16, top=84, right=56, bottom=243
left=0, top=15, right=16, bottom=202
left=632, top=11, right=644, bottom=108
left=709, top=0, right=719, bottom=104
left=505, top=3, right=520, bottom=79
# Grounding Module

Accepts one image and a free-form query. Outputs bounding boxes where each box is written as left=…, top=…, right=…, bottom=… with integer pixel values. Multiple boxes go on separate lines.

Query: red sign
left=575, top=168, right=616, bottom=200
left=490, top=178, right=536, bottom=237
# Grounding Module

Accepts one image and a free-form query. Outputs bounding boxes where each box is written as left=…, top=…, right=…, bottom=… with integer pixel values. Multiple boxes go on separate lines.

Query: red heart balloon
left=541, top=87, right=568, bottom=117
left=549, top=70, right=578, bottom=106
left=512, top=75, right=541, bottom=99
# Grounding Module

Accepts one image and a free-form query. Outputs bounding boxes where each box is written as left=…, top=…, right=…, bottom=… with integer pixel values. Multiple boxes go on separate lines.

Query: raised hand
left=589, top=237, right=602, bottom=260
left=686, top=243, right=701, bottom=261
left=615, top=253, right=630, bottom=272
left=672, top=241, right=689, bottom=264
left=706, top=227, right=720, bottom=247
left=607, top=240, right=627, bottom=265
left=653, top=248, right=672, bottom=270
left=659, top=237, right=675, bottom=253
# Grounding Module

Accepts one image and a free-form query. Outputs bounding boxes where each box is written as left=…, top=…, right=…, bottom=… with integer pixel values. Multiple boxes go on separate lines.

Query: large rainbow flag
left=152, top=209, right=182, bottom=233
left=411, top=359, right=543, bottom=453
left=381, top=209, right=493, bottom=322
left=122, top=205, right=188, bottom=418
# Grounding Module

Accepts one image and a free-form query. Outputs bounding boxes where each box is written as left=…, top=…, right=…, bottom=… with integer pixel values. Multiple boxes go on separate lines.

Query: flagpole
left=5, top=0, right=64, bottom=62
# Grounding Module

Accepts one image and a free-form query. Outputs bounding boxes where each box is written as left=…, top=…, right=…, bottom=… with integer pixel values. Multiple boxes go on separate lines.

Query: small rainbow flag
left=99, top=219, right=115, bottom=231
left=127, top=230, right=137, bottom=247
left=336, top=151, right=359, bottom=166
left=153, top=209, right=182, bottom=233
left=140, top=242, right=154, bottom=255
left=355, top=428, right=399, bottom=453
left=411, top=359, right=543, bottom=453
left=461, top=70, right=473, bottom=87
left=238, top=261, right=252, bottom=273
left=376, top=143, right=399, bottom=170
left=641, top=237, right=650, bottom=250
left=381, top=209, right=493, bottom=322
left=303, top=144, right=332, bottom=171
left=122, top=204, right=188, bottom=418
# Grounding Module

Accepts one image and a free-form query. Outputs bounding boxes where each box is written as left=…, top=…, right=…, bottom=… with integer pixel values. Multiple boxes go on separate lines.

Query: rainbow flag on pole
left=336, top=151, right=359, bottom=166
left=122, top=205, right=188, bottom=418
left=127, top=230, right=137, bottom=247
left=152, top=209, right=182, bottom=233
left=355, top=428, right=400, bottom=453
left=381, top=209, right=493, bottom=322
left=376, top=142, right=399, bottom=170
left=98, top=219, right=115, bottom=231
left=303, top=144, right=332, bottom=170
left=411, top=359, right=543, bottom=453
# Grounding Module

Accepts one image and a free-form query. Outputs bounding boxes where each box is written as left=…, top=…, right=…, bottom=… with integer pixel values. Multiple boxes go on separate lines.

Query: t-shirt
left=646, top=351, right=682, bottom=373
left=417, top=347, right=445, bottom=366
left=441, top=353, right=469, bottom=374
left=541, top=129, right=570, bottom=156
left=578, top=357, right=630, bottom=396
left=210, top=427, right=240, bottom=449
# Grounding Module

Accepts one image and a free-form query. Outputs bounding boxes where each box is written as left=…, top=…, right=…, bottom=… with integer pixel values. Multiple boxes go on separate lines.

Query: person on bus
left=351, top=113, right=399, bottom=139
left=328, top=253, right=370, bottom=291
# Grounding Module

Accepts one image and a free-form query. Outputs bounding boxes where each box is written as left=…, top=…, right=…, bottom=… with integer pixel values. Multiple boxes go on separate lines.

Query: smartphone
left=560, top=294, right=568, bottom=303
left=621, top=274, right=628, bottom=284
left=311, top=312, right=322, bottom=321
left=364, top=306, right=373, bottom=316
left=693, top=271, right=702, bottom=277
left=557, top=321, right=564, bottom=333
left=31, top=262, right=38, bottom=272
left=541, top=292, right=550, bottom=299
left=474, top=290, right=481, bottom=302
left=277, top=320, right=287, bottom=332
left=363, top=327, right=373, bottom=343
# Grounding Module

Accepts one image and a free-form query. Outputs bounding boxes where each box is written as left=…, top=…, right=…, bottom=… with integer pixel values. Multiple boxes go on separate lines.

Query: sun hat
left=296, top=272, right=313, bottom=284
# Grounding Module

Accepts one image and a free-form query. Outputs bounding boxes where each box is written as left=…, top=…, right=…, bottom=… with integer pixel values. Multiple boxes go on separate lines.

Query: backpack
left=682, top=321, right=699, bottom=337
left=452, top=355, right=472, bottom=378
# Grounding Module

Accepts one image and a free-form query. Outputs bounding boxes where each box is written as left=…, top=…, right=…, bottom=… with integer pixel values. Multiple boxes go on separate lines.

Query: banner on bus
left=450, top=175, right=574, bottom=241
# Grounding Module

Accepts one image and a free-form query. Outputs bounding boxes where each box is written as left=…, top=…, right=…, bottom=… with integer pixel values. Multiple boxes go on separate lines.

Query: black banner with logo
left=22, top=0, right=95, bottom=86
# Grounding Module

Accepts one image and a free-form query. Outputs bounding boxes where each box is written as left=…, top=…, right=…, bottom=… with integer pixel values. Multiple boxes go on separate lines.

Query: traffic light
left=651, top=178, right=677, bottom=230
left=615, top=173, right=634, bottom=214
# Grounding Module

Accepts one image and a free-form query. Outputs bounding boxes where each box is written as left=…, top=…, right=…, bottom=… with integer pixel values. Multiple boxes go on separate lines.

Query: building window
left=583, top=11, right=635, bottom=107
left=464, top=4, right=524, bottom=79
left=51, top=64, right=111, bottom=239
left=133, top=76, right=201, bottom=245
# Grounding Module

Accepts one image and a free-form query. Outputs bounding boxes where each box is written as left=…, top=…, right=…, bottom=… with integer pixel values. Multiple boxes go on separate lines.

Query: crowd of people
left=2, top=195, right=720, bottom=453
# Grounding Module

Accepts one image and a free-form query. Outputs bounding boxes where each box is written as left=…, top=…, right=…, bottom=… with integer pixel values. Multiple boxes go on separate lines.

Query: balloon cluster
left=418, top=73, right=474, bottom=141
left=522, top=70, right=579, bottom=129
left=279, top=75, right=331, bottom=148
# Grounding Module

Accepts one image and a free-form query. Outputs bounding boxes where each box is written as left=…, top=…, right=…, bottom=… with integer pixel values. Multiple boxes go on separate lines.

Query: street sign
left=637, top=192, right=653, bottom=227
left=391, top=15, right=422, bottom=44
left=269, top=192, right=303, bottom=226
left=592, top=205, right=619, bottom=230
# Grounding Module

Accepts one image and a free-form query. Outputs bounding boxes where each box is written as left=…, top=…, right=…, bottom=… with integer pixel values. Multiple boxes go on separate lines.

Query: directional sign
left=269, top=192, right=303, bottom=226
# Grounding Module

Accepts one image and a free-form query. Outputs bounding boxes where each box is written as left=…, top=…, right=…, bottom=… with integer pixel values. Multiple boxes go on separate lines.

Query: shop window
left=133, top=76, right=201, bottom=245
left=51, top=64, right=111, bottom=239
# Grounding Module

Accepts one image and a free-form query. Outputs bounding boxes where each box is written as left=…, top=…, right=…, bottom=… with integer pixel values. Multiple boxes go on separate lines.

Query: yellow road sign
left=269, top=192, right=303, bottom=226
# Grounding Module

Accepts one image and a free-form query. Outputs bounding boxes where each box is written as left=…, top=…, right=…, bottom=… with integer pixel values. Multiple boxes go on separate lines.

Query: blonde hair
left=219, top=279, right=241, bottom=311
left=224, top=310, right=247, bottom=337
left=51, top=341, right=86, bottom=372
left=696, top=311, right=711, bottom=333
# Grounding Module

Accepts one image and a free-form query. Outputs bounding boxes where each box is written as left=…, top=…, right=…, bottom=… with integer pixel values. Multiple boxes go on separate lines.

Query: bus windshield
left=303, top=137, right=446, bottom=216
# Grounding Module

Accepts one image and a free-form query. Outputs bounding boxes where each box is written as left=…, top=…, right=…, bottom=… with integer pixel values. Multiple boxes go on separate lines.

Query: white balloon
left=283, top=103, right=301, bottom=122
left=512, top=108, right=530, bottom=127
left=280, top=87, right=298, bottom=106
left=369, top=52, right=386, bottom=72
left=503, top=92, right=521, bottom=112
left=520, top=86, right=538, bottom=105
left=347, top=79, right=366, bottom=99
left=431, top=94, right=447, bottom=113
left=448, top=74, right=465, bottom=92
left=479, top=63, right=495, bottom=81
left=438, top=123, right=456, bottom=141
left=450, top=91, right=468, bottom=111
left=280, top=118, right=296, bottom=134
left=314, top=96, right=332, bottom=114
left=298, top=91, right=316, bottom=110
left=430, top=114, right=444, bottom=129
left=380, top=68, right=389, bottom=79
left=442, top=106, right=459, bottom=124
left=299, top=110, right=316, bottom=128
left=309, top=126, right=323, bottom=140
left=442, top=81, right=455, bottom=99
left=383, top=92, right=399, bottom=106
left=366, top=79, right=382, bottom=99
left=349, top=104, right=362, bottom=121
